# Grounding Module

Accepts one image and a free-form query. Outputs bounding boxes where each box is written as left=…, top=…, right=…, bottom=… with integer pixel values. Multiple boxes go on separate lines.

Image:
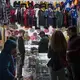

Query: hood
left=2, top=40, right=16, bottom=54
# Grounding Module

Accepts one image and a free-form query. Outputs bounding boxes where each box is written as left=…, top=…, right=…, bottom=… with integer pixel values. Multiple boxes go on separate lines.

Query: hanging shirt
left=45, top=8, right=53, bottom=18
left=71, top=9, right=78, bottom=19
left=55, top=11, right=63, bottom=28
left=10, top=9, right=16, bottom=24
left=27, top=8, right=35, bottom=18
left=38, top=9, right=45, bottom=26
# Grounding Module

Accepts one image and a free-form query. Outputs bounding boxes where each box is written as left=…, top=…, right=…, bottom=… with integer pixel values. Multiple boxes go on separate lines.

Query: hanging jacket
left=55, top=11, right=63, bottom=28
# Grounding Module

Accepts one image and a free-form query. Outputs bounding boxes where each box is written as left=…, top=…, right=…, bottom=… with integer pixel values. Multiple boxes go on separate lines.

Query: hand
left=14, top=77, right=17, bottom=80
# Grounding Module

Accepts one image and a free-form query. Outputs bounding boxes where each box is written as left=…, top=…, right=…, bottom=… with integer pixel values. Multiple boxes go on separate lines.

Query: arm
left=48, top=46, right=52, bottom=58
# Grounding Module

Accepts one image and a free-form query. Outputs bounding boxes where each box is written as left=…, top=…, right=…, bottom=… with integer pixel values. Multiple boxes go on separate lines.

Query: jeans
left=49, top=67, right=66, bottom=80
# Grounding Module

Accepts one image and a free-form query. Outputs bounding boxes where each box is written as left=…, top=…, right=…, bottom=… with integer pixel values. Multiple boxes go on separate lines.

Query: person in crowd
left=17, top=30, right=25, bottom=79
left=0, top=40, right=17, bottom=80
left=67, top=26, right=80, bottom=80
left=47, top=30, right=67, bottom=80
left=9, top=36, right=17, bottom=41
left=38, top=31, right=49, bottom=53
left=8, top=36, right=17, bottom=76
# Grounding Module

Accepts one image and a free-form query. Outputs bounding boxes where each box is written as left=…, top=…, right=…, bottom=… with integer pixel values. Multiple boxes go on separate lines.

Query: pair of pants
left=70, top=63, right=80, bottom=80
left=17, top=54, right=25, bottom=78
left=49, top=67, right=66, bottom=80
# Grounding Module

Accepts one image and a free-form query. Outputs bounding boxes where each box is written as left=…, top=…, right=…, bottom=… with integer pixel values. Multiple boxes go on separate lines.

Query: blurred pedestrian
left=17, top=30, right=25, bottom=79
left=47, top=30, right=67, bottom=80
left=38, top=31, right=49, bottom=53
left=0, top=40, right=17, bottom=80
left=67, top=26, right=80, bottom=80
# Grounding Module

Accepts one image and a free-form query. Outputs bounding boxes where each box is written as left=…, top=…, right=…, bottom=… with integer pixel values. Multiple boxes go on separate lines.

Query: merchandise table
left=22, top=52, right=50, bottom=80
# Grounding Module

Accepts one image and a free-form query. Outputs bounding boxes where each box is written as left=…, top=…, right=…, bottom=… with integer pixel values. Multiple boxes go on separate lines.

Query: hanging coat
left=23, top=9, right=28, bottom=28
left=17, top=8, right=21, bottom=24
left=34, top=8, right=40, bottom=28
left=27, top=8, right=35, bottom=27
left=55, top=11, right=63, bottom=28
left=38, top=9, right=45, bottom=27
left=10, top=9, right=16, bottom=24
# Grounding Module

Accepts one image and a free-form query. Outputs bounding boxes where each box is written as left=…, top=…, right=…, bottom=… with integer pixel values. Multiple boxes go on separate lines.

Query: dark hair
left=51, top=30, right=67, bottom=52
left=2, top=40, right=16, bottom=54
left=9, top=37, right=16, bottom=41
left=39, top=31, right=45, bottom=35
left=68, top=26, right=77, bottom=33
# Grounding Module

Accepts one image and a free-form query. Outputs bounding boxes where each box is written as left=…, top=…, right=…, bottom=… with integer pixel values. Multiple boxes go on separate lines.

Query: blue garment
left=45, top=9, right=53, bottom=27
left=71, top=9, right=78, bottom=26
left=71, top=9, right=78, bottom=19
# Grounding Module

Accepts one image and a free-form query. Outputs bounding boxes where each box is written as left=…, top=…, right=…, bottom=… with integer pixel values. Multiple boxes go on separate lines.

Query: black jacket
left=67, top=35, right=80, bottom=63
left=18, top=36, right=25, bottom=54
left=38, top=36, right=49, bottom=53
left=47, top=46, right=66, bottom=71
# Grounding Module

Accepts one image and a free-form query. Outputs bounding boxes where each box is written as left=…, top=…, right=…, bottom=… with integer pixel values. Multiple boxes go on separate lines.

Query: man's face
left=67, top=30, right=72, bottom=37
left=40, top=33, right=44, bottom=38
left=20, top=32, right=24, bottom=37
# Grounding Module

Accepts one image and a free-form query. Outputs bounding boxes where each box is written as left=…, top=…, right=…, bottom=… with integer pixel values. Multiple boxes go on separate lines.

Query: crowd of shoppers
left=0, top=26, right=80, bottom=80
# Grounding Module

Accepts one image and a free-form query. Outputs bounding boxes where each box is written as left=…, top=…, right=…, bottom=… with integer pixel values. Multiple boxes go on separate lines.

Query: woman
left=47, top=30, right=67, bottom=80
left=0, top=40, right=17, bottom=80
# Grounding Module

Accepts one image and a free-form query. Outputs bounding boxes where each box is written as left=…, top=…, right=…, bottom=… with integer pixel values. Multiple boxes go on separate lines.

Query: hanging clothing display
left=34, top=8, right=40, bottom=28
left=4, top=0, right=80, bottom=29
left=71, top=9, right=78, bottom=26
left=21, top=8, right=25, bottom=26
left=62, top=10, right=69, bottom=28
left=38, top=9, right=46, bottom=28
left=10, top=9, right=16, bottom=24
left=55, top=11, right=63, bottom=28
left=45, top=8, right=53, bottom=28
left=53, top=11, right=56, bottom=28
left=23, top=9, right=28, bottom=28
left=27, top=8, right=35, bottom=27
left=16, top=8, right=21, bottom=24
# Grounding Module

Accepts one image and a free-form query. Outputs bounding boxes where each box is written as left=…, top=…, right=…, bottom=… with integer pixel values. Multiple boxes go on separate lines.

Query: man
left=17, top=30, right=25, bottom=79
left=67, top=26, right=80, bottom=80
left=38, top=31, right=49, bottom=53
